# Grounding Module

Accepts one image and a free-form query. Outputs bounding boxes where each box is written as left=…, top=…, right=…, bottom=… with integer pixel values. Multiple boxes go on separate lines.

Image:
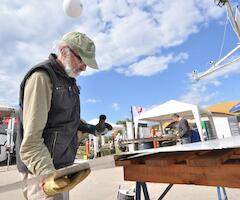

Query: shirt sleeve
left=20, top=70, right=56, bottom=175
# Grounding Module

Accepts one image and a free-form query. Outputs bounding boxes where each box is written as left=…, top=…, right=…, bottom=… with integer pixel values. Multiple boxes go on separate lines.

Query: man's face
left=100, top=118, right=106, bottom=123
left=63, top=47, right=87, bottom=77
left=173, top=116, right=179, bottom=122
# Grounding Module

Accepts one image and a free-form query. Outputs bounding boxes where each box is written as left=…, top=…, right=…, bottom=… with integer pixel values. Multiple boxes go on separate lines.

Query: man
left=15, top=32, right=109, bottom=200
left=96, top=114, right=113, bottom=133
left=172, top=114, right=191, bottom=144
left=95, top=114, right=112, bottom=157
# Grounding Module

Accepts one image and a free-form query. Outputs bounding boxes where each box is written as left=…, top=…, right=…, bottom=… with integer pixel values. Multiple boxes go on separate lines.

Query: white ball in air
left=63, top=0, right=83, bottom=17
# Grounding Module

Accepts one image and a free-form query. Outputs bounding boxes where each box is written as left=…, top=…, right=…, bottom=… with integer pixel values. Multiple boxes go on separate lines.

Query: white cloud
left=117, top=52, right=188, bottom=76
left=86, top=98, right=101, bottom=103
left=211, top=80, right=222, bottom=86
left=82, top=0, right=224, bottom=73
left=99, top=0, right=130, bottom=22
left=179, top=82, right=220, bottom=105
left=112, top=103, right=120, bottom=111
left=0, top=0, right=225, bottom=105
left=0, top=1, right=67, bottom=105
left=195, top=0, right=225, bottom=20
left=0, top=69, right=20, bottom=105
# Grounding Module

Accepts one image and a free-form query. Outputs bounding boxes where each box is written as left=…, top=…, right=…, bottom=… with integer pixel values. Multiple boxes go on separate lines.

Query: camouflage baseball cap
left=61, top=32, right=98, bottom=69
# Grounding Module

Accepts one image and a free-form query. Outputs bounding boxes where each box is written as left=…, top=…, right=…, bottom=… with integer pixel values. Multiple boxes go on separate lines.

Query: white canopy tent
left=137, top=100, right=208, bottom=141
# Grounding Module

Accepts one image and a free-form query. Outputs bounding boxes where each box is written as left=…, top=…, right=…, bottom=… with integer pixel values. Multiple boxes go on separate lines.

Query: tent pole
left=159, top=121, right=164, bottom=135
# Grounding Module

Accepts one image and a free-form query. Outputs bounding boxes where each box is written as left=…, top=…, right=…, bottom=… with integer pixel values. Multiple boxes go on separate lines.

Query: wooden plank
left=229, top=149, right=240, bottom=159
left=115, top=160, right=132, bottom=167
left=145, top=152, right=198, bottom=167
left=115, top=159, right=143, bottom=166
left=116, top=150, right=209, bottom=167
left=234, top=149, right=240, bottom=154
left=187, top=149, right=235, bottom=167
left=229, top=154, right=240, bottom=159
left=123, top=163, right=240, bottom=188
left=114, top=153, right=138, bottom=161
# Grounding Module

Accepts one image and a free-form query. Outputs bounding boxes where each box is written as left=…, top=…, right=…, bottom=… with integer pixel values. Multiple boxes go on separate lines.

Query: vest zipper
left=51, top=131, right=58, bottom=158
left=56, top=86, right=65, bottom=90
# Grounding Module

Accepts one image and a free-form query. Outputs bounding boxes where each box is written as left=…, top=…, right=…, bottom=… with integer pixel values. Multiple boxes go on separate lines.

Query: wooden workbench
left=115, top=136, right=240, bottom=188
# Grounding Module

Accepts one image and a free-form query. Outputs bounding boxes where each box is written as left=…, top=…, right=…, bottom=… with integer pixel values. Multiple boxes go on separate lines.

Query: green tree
left=115, top=118, right=131, bottom=135
left=116, top=118, right=131, bottom=128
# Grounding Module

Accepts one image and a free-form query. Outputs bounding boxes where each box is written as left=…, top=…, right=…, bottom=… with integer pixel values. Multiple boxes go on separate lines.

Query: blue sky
left=0, top=0, right=240, bottom=123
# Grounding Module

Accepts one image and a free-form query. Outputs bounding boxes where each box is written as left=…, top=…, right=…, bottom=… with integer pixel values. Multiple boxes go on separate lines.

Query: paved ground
left=0, top=161, right=240, bottom=200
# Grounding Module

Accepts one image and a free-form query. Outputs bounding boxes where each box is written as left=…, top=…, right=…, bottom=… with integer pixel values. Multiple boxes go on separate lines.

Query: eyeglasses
left=68, top=48, right=83, bottom=63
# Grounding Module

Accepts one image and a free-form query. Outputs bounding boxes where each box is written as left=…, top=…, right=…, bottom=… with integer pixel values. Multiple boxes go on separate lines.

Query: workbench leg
left=222, top=187, right=228, bottom=200
left=136, top=182, right=141, bottom=200
left=135, top=182, right=150, bottom=200
left=141, top=182, right=150, bottom=200
left=158, top=184, right=174, bottom=200
left=217, top=187, right=228, bottom=200
left=217, top=187, right=222, bottom=200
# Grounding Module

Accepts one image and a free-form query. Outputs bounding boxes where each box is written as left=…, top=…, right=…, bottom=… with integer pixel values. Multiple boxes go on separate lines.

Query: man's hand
left=173, top=131, right=180, bottom=138
left=42, top=169, right=90, bottom=196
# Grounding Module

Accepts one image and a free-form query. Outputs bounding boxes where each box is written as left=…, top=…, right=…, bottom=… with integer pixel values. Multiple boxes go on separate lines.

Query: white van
left=0, top=106, right=17, bottom=164
left=0, top=124, right=7, bottom=162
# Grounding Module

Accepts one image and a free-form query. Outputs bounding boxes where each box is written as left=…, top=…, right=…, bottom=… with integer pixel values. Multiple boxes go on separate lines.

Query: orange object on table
left=151, top=128, right=158, bottom=148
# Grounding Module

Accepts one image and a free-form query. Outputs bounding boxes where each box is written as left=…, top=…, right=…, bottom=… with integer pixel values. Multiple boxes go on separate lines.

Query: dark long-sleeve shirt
left=178, top=118, right=190, bottom=138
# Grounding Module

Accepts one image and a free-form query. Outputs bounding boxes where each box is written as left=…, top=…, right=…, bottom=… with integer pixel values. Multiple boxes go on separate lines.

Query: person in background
left=189, top=123, right=201, bottom=143
left=16, top=31, right=110, bottom=200
left=95, top=114, right=113, bottom=157
left=172, top=114, right=191, bottom=144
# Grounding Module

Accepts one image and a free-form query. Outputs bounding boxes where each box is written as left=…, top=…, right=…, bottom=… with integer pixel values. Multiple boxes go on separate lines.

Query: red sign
left=138, top=107, right=143, bottom=113
left=3, top=117, right=17, bottom=125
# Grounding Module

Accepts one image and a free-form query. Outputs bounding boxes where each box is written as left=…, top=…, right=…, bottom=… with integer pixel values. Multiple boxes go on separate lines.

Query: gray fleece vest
left=16, top=54, right=80, bottom=173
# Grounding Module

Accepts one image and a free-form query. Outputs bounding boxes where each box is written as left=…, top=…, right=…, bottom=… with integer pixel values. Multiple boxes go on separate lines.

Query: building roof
left=205, top=101, right=240, bottom=116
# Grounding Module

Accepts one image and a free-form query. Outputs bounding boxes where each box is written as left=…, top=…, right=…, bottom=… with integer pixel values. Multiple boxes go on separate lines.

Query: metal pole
left=221, top=187, right=228, bottom=200
left=135, top=182, right=141, bottom=200
left=217, top=187, right=222, bottom=200
left=6, top=151, right=10, bottom=171
left=6, top=118, right=13, bottom=171
left=225, top=0, right=240, bottom=41
left=130, top=106, right=136, bottom=139
left=158, top=184, right=174, bottom=200
left=141, top=183, right=150, bottom=200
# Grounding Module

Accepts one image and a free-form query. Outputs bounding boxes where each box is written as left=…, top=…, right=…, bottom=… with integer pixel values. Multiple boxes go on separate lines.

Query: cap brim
left=81, top=56, right=98, bottom=69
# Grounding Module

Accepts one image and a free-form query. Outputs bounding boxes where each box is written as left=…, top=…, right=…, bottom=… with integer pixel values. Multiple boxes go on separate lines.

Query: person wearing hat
left=15, top=32, right=110, bottom=200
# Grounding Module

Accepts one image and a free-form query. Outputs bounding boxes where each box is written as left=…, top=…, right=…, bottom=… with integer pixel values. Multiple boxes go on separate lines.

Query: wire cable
left=218, top=7, right=229, bottom=60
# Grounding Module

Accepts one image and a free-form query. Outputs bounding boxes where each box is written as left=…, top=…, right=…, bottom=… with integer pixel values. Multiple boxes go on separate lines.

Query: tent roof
left=138, top=100, right=205, bottom=122
left=205, top=101, right=240, bottom=116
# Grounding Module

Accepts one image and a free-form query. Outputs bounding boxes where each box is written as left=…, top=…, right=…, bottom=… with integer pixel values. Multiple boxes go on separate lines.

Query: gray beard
left=65, top=65, right=80, bottom=78
left=63, top=57, right=80, bottom=78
